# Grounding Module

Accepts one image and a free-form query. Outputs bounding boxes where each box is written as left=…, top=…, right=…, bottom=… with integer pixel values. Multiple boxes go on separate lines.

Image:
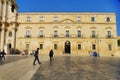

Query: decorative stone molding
left=59, top=18, right=77, bottom=24
left=25, top=26, right=32, bottom=29
left=90, top=26, right=96, bottom=29
left=76, top=26, right=82, bottom=29
left=53, top=25, right=59, bottom=29
left=38, top=26, right=45, bottom=29
left=105, top=26, right=112, bottom=29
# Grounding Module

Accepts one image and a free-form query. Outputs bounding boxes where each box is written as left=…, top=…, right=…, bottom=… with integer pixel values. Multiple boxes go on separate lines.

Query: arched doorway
left=65, top=41, right=71, bottom=54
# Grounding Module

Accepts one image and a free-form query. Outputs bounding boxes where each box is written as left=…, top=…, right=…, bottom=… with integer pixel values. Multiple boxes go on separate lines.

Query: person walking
left=49, top=49, right=54, bottom=61
left=33, top=48, right=41, bottom=65
left=1, top=49, right=5, bottom=61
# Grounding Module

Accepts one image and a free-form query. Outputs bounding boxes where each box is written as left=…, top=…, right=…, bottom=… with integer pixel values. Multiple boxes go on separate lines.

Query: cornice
left=18, top=12, right=116, bottom=15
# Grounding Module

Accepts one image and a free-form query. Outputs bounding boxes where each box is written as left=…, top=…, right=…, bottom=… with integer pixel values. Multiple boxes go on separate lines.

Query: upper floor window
left=39, top=30, right=44, bottom=37
left=77, top=16, right=80, bottom=22
left=107, top=31, right=111, bottom=38
left=27, top=17, right=31, bottom=22
left=40, top=16, right=44, bottom=22
left=26, top=30, right=31, bottom=37
left=77, top=30, right=81, bottom=37
left=91, top=17, right=95, bottom=22
left=54, top=30, right=58, bottom=37
left=106, top=17, right=110, bottom=22
left=8, top=31, right=12, bottom=37
left=92, top=30, right=96, bottom=37
left=66, top=30, right=69, bottom=37
left=118, top=39, right=120, bottom=47
left=11, top=5, right=15, bottom=13
left=54, top=16, right=58, bottom=21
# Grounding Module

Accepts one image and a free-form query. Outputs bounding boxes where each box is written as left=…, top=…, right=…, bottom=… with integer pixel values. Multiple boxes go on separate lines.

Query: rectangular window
left=40, top=16, right=44, bottom=22
left=78, top=44, right=81, bottom=50
left=40, top=44, right=43, bottom=49
left=77, top=16, right=80, bottom=22
left=106, top=17, right=110, bottom=22
left=108, top=44, right=112, bottom=50
left=26, top=44, right=29, bottom=50
left=39, top=30, right=44, bottom=37
left=91, top=17, right=95, bottom=22
left=107, top=31, right=111, bottom=38
left=54, top=30, right=58, bottom=37
left=92, top=30, right=96, bottom=38
left=77, top=30, right=81, bottom=37
left=26, top=30, right=30, bottom=37
left=54, top=44, right=57, bottom=49
left=54, top=16, right=58, bottom=21
left=66, top=30, right=69, bottom=37
left=92, top=44, right=96, bottom=50
left=27, top=17, right=31, bottom=22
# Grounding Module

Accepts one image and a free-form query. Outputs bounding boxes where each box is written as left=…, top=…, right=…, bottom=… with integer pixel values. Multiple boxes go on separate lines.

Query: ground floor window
left=108, top=44, right=112, bottom=50
left=40, top=44, right=43, bottom=49
left=78, top=44, right=81, bottom=50
left=54, top=44, right=57, bottom=49
left=92, top=44, right=96, bottom=50
left=26, top=44, right=29, bottom=50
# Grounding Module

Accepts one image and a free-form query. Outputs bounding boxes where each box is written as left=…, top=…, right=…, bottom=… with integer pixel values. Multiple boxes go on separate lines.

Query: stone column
left=0, top=24, right=5, bottom=50
left=0, top=1, right=2, bottom=17
left=2, top=1, right=7, bottom=21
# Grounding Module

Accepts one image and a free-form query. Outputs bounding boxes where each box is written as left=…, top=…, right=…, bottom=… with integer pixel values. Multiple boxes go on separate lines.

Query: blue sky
left=16, top=0, right=120, bottom=36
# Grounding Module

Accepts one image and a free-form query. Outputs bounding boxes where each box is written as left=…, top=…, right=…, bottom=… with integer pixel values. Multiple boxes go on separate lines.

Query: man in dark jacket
left=49, top=49, right=54, bottom=61
left=33, top=48, right=41, bottom=65
left=1, top=49, right=5, bottom=61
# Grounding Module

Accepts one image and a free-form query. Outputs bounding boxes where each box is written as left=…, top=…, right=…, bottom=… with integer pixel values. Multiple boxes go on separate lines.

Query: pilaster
left=11, top=23, right=17, bottom=48
left=2, top=0, right=7, bottom=22
left=0, top=23, right=5, bottom=50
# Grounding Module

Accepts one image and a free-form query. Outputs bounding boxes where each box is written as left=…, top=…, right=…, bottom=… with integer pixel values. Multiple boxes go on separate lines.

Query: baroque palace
left=0, top=0, right=119, bottom=55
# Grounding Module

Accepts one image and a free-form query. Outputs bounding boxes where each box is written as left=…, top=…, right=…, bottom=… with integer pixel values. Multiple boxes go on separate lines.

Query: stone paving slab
left=0, top=55, right=120, bottom=80
left=0, top=55, right=49, bottom=80
left=31, top=56, right=120, bottom=80
left=0, top=55, right=29, bottom=65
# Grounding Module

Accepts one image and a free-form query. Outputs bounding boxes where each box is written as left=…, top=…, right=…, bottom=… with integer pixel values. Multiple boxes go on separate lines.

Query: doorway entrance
left=65, top=41, right=71, bottom=54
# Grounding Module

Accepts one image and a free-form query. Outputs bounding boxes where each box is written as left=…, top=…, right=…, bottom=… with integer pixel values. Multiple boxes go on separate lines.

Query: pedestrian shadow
left=49, top=61, right=53, bottom=67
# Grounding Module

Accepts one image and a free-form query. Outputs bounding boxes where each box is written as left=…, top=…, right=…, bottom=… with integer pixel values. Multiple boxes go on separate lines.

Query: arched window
left=106, top=17, right=110, bottom=22
left=11, top=5, right=15, bottom=13
left=8, top=31, right=12, bottom=37
left=118, top=39, right=120, bottom=46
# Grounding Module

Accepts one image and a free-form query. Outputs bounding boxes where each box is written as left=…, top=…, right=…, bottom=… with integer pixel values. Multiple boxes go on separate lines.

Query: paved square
left=31, top=56, right=120, bottom=80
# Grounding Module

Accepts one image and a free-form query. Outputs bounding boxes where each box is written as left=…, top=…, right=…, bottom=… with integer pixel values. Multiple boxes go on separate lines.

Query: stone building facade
left=0, top=0, right=118, bottom=56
